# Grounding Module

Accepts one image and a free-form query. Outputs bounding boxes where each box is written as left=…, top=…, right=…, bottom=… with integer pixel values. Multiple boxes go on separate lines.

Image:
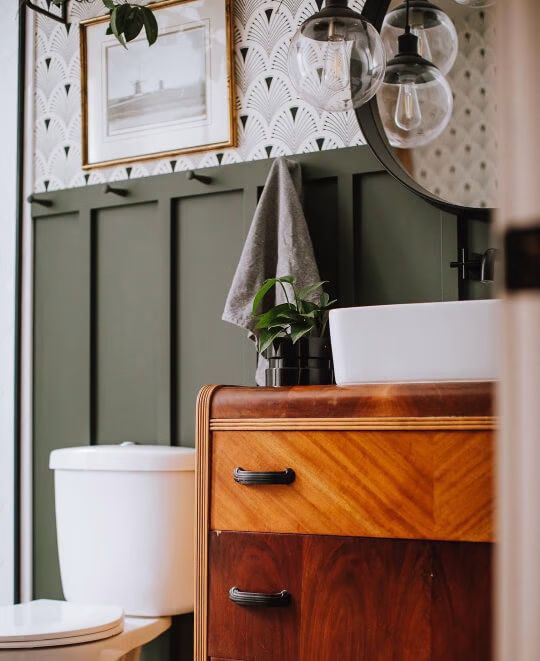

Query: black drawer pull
left=233, top=467, right=296, bottom=485
left=229, top=586, right=291, bottom=607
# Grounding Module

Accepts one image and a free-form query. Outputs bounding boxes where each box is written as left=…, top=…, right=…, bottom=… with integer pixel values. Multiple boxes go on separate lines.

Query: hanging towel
left=222, top=156, right=321, bottom=385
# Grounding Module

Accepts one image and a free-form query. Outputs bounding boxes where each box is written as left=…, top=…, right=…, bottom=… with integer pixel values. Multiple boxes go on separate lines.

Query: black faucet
left=450, top=248, right=499, bottom=284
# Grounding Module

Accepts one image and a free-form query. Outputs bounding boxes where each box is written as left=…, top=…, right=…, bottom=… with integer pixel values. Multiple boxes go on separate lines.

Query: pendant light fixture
left=381, top=1, right=458, bottom=75
left=288, top=0, right=386, bottom=113
left=377, top=0, right=453, bottom=148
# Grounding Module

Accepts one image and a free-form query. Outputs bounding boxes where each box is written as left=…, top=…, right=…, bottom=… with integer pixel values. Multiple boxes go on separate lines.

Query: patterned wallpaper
left=31, top=0, right=496, bottom=207
left=32, top=0, right=367, bottom=192
left=412, top=3, right=497, bottom=209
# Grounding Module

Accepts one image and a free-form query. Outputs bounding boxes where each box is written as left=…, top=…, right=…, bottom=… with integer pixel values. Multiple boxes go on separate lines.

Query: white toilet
left=0, top=444, right=195, bottom=659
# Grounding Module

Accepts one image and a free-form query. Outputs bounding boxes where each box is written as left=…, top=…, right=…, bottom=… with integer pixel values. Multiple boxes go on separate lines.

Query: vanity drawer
left=210, top=429, right=493, bottom=541
left=207, top=531, right=492, bottom=661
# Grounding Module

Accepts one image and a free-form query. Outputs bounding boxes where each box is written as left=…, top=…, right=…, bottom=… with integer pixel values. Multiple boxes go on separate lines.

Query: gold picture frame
left=80, top=0, right=236, bottom=169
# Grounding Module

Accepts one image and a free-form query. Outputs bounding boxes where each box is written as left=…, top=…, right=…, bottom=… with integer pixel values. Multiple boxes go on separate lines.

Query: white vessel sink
left=329, top=300, right=499, bottom=385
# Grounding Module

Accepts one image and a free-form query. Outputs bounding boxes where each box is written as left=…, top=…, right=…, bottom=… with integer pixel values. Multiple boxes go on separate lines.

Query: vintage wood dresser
left=195, top=383, right=495, bottom=661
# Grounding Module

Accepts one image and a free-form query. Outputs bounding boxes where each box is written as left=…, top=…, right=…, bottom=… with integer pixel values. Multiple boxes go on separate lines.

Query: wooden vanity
left=195, top=383, right=495, bottom=661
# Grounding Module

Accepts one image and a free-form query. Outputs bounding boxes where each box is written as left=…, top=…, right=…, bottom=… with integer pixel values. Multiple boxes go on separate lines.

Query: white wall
left=0, top=5, right=20, bottom=605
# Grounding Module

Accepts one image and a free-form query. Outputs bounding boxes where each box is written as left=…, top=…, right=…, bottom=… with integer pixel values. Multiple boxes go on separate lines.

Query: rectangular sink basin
left=329, top=300, right=500, bottom=385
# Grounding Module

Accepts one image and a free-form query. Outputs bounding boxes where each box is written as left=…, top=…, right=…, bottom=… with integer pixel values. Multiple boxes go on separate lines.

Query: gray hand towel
left=222, top=157, right=321, bottom=385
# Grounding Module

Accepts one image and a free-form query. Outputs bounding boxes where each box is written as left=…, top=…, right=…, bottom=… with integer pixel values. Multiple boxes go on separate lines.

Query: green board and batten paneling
left=31, top=146, right=465, bottom=660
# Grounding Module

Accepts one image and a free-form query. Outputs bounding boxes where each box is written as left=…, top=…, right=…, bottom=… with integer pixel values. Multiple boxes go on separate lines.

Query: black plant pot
left=264, top=336, right=334, bottom=387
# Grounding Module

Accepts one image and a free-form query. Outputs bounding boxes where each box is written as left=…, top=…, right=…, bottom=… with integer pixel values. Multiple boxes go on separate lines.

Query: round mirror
left=357, top=0, right=497, bottom=218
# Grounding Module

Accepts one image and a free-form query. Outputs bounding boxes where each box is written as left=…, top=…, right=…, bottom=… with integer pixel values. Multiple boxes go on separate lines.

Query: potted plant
left=252, top=275, right=337, bottom=386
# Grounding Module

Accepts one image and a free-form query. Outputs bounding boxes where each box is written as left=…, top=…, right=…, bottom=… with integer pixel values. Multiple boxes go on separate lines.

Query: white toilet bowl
left=0, top=445, right=195, bottom=658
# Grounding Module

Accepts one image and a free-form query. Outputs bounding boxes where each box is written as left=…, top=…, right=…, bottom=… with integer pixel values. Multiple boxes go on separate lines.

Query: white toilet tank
left=49, top=444, right=195, bottom=617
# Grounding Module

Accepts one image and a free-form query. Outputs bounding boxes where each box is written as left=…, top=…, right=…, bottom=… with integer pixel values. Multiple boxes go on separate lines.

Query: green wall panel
left=356, top=172, right=458, bottom=305
left=95, top=202, right=170, bottom=445
left=175, top=190, right=255, bottom=447
left=303, top=178, right=340, bottom=303
left=33, top=212, right=90, bottom=599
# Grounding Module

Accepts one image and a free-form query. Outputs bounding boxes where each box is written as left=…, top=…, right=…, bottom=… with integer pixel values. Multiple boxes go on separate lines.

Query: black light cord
left=405, top=0, right=411, bottom=34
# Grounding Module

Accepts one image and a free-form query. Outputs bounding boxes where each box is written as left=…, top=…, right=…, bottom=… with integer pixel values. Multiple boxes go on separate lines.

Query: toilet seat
left=0, top=615, right=171, bottom=660
left=0, top=600, right=124, bottom=649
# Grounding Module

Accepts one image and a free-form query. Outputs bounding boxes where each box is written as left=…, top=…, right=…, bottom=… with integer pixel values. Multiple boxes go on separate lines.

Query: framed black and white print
left=80, top=0, right=235, bottom=168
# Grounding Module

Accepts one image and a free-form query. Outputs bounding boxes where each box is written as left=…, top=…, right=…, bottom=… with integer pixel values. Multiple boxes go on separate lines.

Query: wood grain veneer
left=209, top=383, right=494, bottom=420
left=208, top=532, right=302, bottom=660
left=196, top=384, right=496, bottom=661
left=208, top=531, right=492, bottom=661
left=210, top=428, right=494, bottom=542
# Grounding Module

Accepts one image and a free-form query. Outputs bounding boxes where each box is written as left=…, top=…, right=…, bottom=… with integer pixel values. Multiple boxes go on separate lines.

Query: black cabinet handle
left=233, top=467, right=296, bottom=485
left=228, top=587, right=291, bottom=607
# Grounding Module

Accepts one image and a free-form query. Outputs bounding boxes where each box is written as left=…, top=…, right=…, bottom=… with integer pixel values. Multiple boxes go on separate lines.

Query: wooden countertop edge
left=207, top=528, right=495, bottom=544
left=209, top=416, right=496, bottom=431
left=208, top=383, right=495, bottom=420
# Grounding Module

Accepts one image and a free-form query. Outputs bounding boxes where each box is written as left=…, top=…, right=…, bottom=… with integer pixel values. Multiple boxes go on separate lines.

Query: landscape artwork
left=106, top=25, right=208, bottom=136
left=81, top=0, right=234, bottom=168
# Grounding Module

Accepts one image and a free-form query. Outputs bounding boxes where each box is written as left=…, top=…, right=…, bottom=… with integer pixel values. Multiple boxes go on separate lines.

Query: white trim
left=0, top=4, right=21, bottom=606
left=20, top=9, right=36, bottom=604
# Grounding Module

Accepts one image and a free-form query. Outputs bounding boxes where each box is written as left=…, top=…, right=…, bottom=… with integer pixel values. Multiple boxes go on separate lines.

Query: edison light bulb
left=378, top=30, right=453, bottom=148
left=411, top=27, right=432, bottom=62
left=322, top=38, right=350, bottom=92
left=394, top=83, right=422, bottom=130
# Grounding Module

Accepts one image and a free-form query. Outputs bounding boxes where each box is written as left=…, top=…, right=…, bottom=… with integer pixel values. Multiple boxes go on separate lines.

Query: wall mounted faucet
left=450, top=248, right=499, bottom=284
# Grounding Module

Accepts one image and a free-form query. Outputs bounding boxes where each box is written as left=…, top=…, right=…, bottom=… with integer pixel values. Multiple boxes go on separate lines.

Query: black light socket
left=312, top=0, right=362, bottom=22
left=398, top=30, right=420, bottom=55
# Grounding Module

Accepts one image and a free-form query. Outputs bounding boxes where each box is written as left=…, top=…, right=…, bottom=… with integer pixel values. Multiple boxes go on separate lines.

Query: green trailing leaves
left=28, top=0, right=159, bottom=46
left=251, top=276, right=337, bottom=354
left=78, top=1, right=159, bottom=47
left=110, top=3, right=129, bottom=48
left=142, top=6, right=159, bottom=45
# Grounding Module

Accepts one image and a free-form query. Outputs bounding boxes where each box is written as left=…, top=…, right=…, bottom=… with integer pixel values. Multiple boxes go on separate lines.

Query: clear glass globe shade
left=381, top=2, right=458, bottom=75
left=453, top=0, right=495, bottom=6
left=378, top=61, right=453, bottom=148
left=288, top=15, right=386, bottom=112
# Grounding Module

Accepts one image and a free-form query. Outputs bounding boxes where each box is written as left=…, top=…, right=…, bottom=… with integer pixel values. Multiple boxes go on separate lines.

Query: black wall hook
left=104, top=184, right=129, bottom=197
left=27, top=194, right=53, bottom=208
left=186, top=170, right=212, bottom=185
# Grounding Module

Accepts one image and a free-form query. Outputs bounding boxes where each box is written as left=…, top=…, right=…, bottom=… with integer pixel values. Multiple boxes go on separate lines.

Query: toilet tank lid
left=49, top=444, right=195, bottom=472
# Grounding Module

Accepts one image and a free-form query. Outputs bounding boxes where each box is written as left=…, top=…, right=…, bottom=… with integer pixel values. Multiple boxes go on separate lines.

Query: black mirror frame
left=356, top=0, right=492, bottom=222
